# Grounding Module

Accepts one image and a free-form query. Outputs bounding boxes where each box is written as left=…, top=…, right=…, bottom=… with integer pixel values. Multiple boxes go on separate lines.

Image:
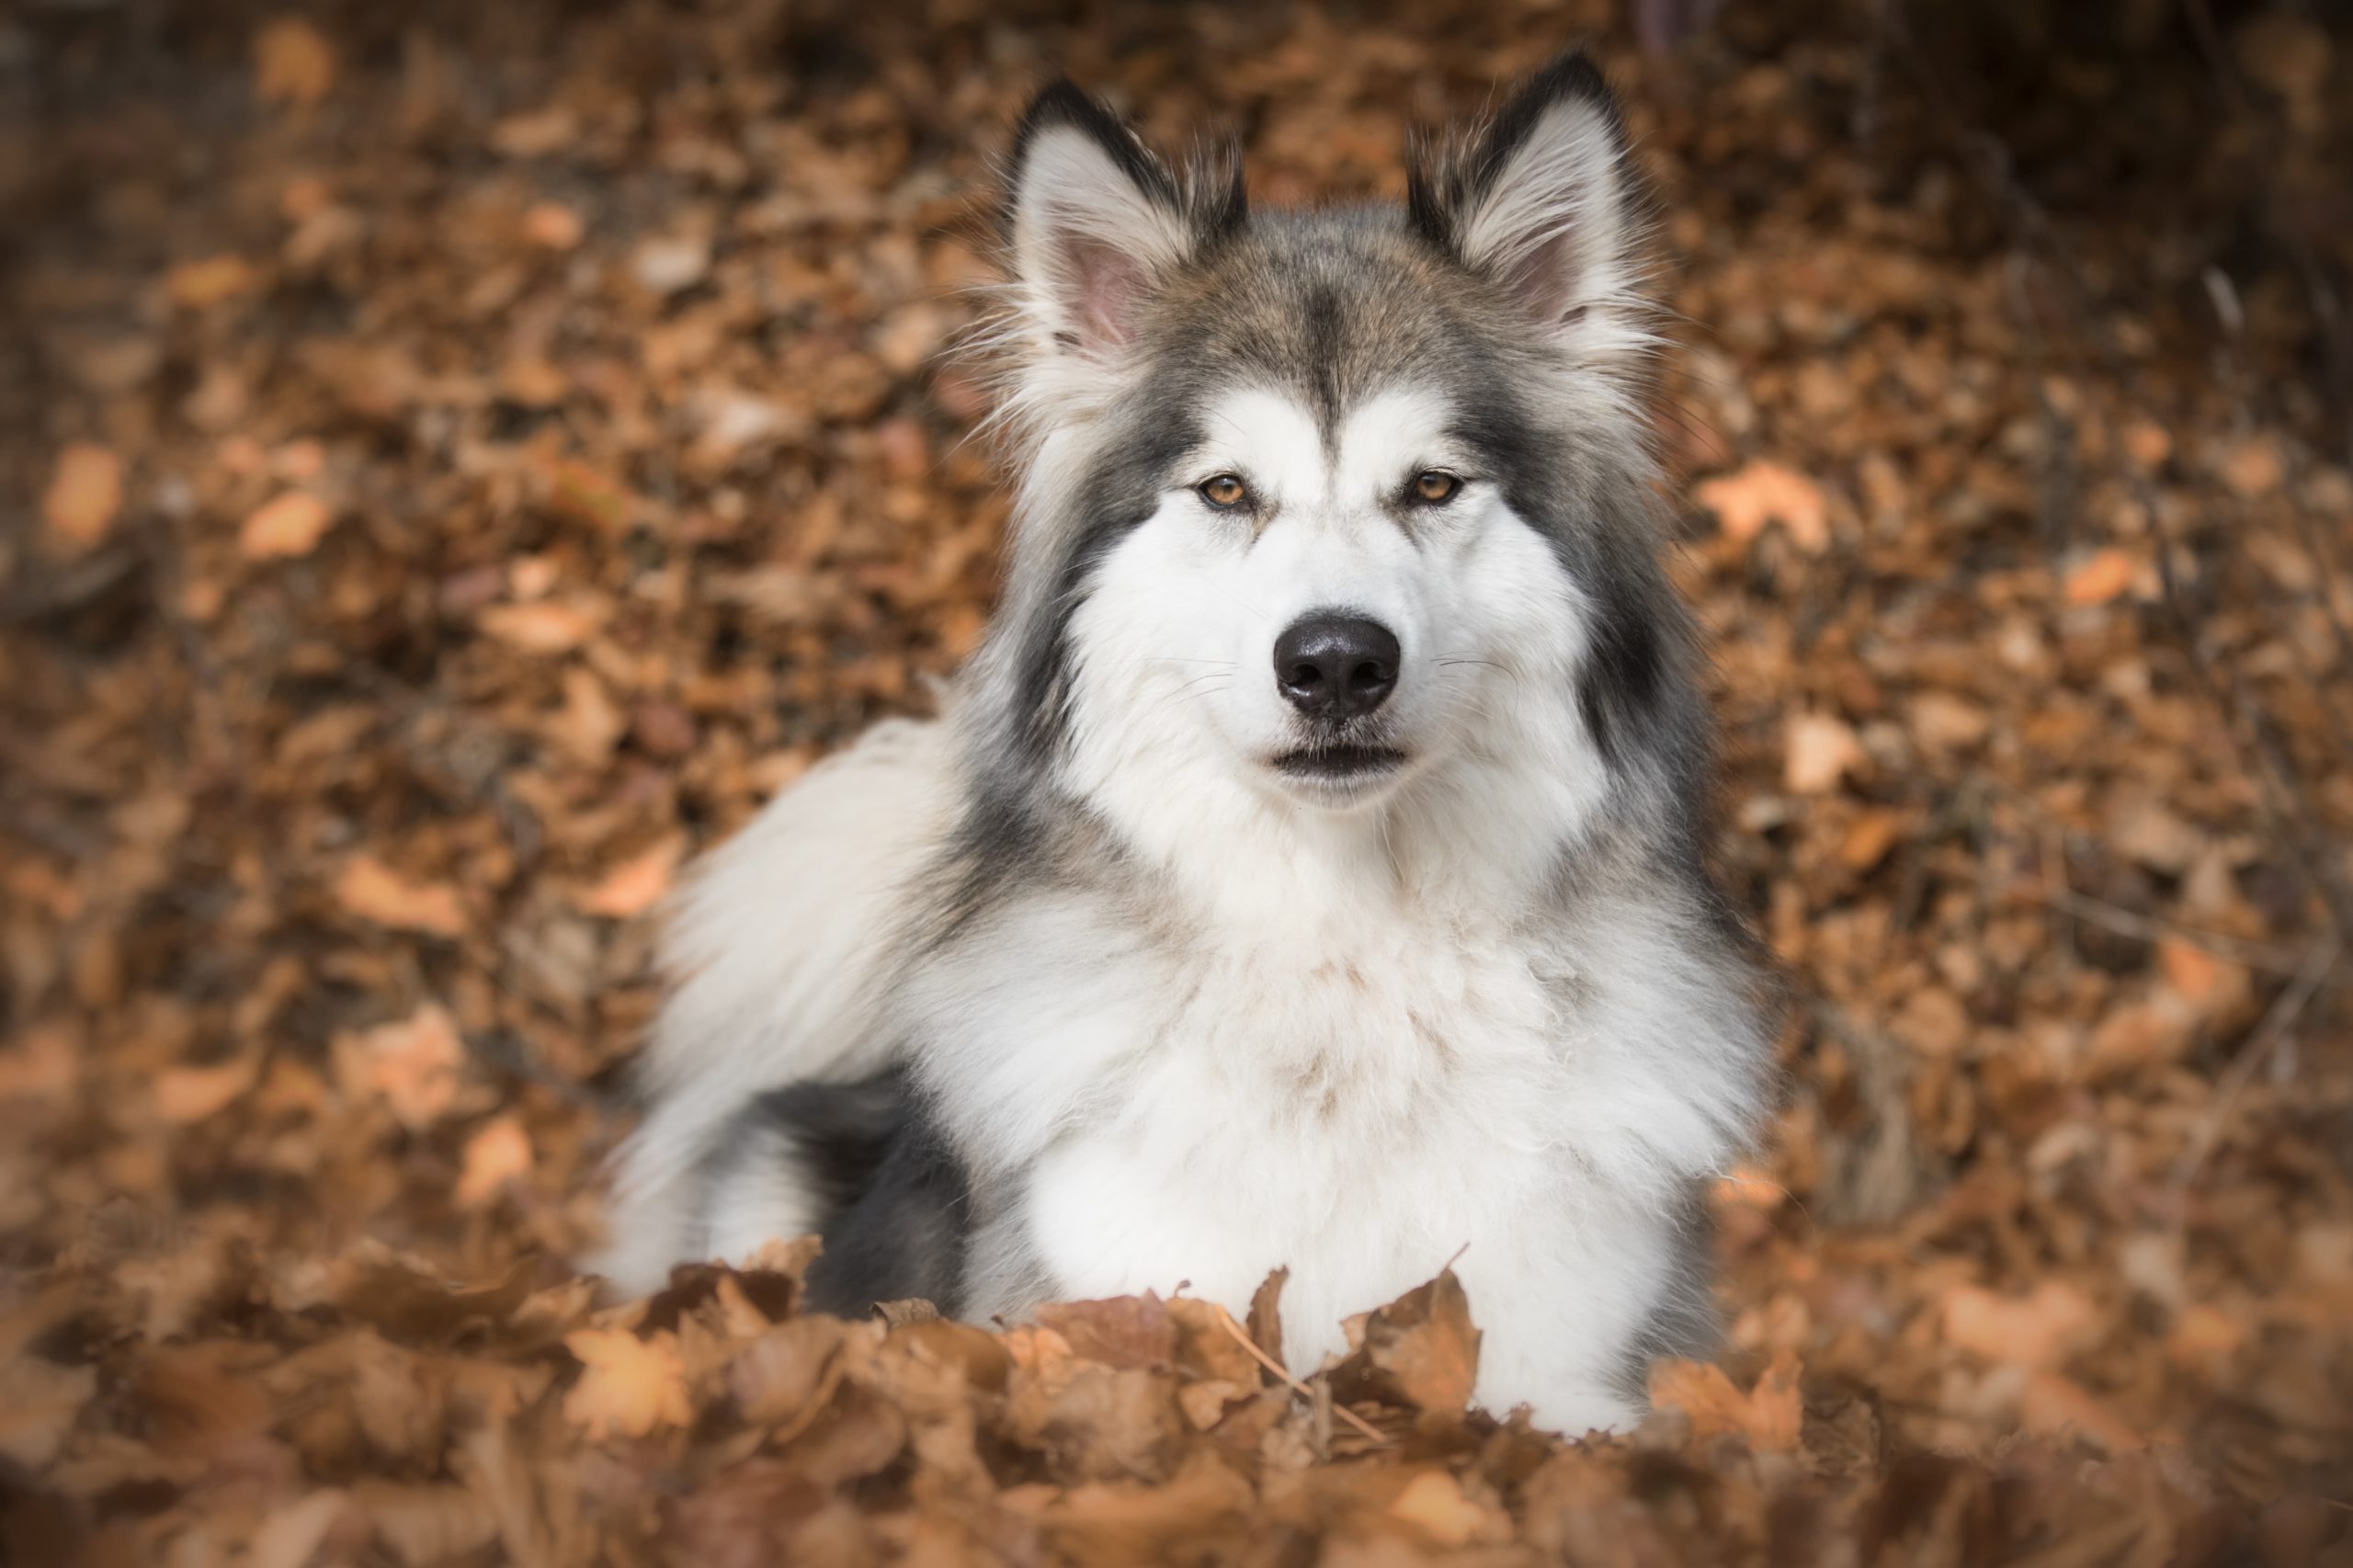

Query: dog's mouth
left=1270, top=744, right=1409, bottom=786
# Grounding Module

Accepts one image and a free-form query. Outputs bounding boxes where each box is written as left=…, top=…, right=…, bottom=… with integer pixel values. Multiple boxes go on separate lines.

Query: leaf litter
left=4, top=0, right=2352, bottom=1562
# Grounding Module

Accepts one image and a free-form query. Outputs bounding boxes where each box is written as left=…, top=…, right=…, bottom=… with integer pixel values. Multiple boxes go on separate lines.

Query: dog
left=597, top=50, right=1777, bottom=1437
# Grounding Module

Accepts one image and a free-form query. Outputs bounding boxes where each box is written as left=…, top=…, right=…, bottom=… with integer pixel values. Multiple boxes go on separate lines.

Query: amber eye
left=1198, top=473, right=1251, bottom=509
left=1412, top=470, right=1461, bottom=505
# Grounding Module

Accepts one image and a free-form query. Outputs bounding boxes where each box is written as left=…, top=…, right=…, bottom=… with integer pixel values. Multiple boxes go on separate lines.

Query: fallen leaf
left=478, top=601, right=599, bottom=653
left=153, top=1056, right=261, bottom=1125
left=43, top=442, right=123, bottom=553
left=1388, top=1471, right=1489, bottom=1547
left=578, top=835, right=686, bottom=919
left=1696, top=460, right=1830, bottom=552
left=0, top=1357, right=97, bottom=1468
left=563, top=1328, right=692, bottom=1439
left=455, top=1116, right=532, bottom=1207
left=2063, top=548, right=2136, bottom=607
left=1330, top=1269, right=1480, bottom=1415
left=1941, top=1281, right=2098, bottom=1369
left=167, top=255, right=259, bottom=309
left=1035, top=1294, right=1178, bottom=1372
left=254, top=17, right=336, bottom=107
left=340, top=1005, right=467, bottom=1130
left=240, top=491, right=335, bottom=559
left=522, top=202, right=585, bottom=250
left=1649, top=1349, right=1802, bottom=1451
left=335, top=855, right=466, bottom=937
left=1783, top=711, right=1864, bottom=793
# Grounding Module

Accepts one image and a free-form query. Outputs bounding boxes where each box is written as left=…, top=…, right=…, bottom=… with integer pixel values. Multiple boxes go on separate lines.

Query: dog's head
left=960, top=53, right=1706, bottom=860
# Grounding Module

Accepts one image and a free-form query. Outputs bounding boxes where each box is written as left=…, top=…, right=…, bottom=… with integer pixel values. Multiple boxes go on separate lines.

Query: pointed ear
left=1001, top=81, right=1241, bottom=367
left=1408, top=52, right=1646, bottom=362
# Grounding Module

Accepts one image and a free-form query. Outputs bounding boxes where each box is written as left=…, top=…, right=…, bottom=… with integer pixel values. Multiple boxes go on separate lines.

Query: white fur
left=593, top=718, right=952, bottom=1295
left=906, top=390, right=1752, bottom=1434
left=601, top=388, right=1762, bottom=1436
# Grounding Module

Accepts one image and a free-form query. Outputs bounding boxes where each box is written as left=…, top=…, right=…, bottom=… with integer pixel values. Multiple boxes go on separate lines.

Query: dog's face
left=966, top=56, right=1700, bottom=844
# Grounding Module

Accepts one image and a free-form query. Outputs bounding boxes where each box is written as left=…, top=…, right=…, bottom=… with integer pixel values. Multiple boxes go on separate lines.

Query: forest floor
left=6, top=0, right=2353, bottom=1562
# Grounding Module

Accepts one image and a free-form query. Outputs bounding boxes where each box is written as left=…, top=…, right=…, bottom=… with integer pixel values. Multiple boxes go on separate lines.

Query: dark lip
left=1272, top=744, right=1408, bottom=780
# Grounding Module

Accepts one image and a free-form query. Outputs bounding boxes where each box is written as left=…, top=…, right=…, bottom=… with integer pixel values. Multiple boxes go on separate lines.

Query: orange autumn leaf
left=1783, top=711, right=1864, bottom=794
left=43, top=442, right=123, bottom=554
left=153, top=1056, right=261, bottom=1125
left=563, top=1328, right=692, bottom=1440
left=254, top=17, right=336, bottom=107
left=478, top=601, right=599, bottom=654
left=166, top=255, right=259, bottom=309
left=341, top=1005, right=467, bottom=1130
left=455, top=1116, right=532, bottom=1208
left=335, top=855, right=466, bottom=937
left=1940, top=1281, right=2098, bottom=1369
left=240, top=492, right=335, bottom=560
left=1649, top=1349, right=1802, bottom=1451
left=1387, top=1471, right=1490, bottom=1548
left=578, top=835, right=686, bottom=919
left=2063, top=548, right=2135, bottom=607
left=1695, top=460, right=1830, bottom=553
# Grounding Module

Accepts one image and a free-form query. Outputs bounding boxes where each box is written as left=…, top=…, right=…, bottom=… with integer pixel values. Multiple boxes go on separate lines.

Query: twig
left=2026, top=883, right=2333, bottom=981
left=2165, top=934, right=2343, bottom=1220
left=1209, top=1302, right=1389, bottom=1447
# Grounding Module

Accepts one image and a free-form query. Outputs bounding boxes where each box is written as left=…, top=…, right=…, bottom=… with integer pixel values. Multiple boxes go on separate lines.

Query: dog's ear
left=1409, top=52, right=1645, bottom=362
left=1001, top=82, right=1239, bottom=367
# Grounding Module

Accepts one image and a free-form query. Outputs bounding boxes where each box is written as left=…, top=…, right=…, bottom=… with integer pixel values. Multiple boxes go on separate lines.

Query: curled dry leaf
left=335, top=855, right=466, bottom=937
left=339, top=1005, right=467, bottom=1131
left=1783, top=711, right=1865, bottom=794
left=1649, top=1350, right=1802, bottom=1452
left=239, top=491, right=335, bottom=560
left=1695, top=460, right=1831, bottom=552
left=253, top=17, right=336, bottom=108
left=42, top=442, right=122, bottom=553
left=577, top=835, right=687, bottom=920
left=562, top=1327, right=692, bottom=1440
left=454, top=1115, right=532, bottom=1208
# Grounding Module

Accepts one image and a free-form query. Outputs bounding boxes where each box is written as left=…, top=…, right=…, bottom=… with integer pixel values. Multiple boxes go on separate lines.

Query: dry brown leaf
left=2063, top=548, right=2136, bottom=607
left=563, top=1327, right=692, bottom=1439
left=577, top=835, right=687, bottom=920
left=454, top=1115, right=532, bottom=1208
left=43, top=441, right=123, bottom=553
left=1940, top=1282, right=2099, bottom=1369
left=1695, top=460, right=1830, bottom=552
left=341, top=1005, right=467, bottom=1131
left=254, top=17, right=336, bottom=107
left=1035, top=1294, right=1178, bottom=1372
left=1388, top=1470, right=1491, bottom=1547
left=522, top=202, right=585, bottom=250
left=153, top=1055, right=261, bottom=1125
left=335, top=855, right=466, bottom=937
left=1783, top=711, right=1864, bottom=794
left=240, top=491, right=335, bottom=560
left=0, top=1356, right=97, bottom=1469
left=478, top=601, right=599, bottom=654
left=1332, top=1269, right=1480, bottom=1415
left=1648, top=1349, right=1802, bottom=1451
left=166, top=254, right=259, bottom=308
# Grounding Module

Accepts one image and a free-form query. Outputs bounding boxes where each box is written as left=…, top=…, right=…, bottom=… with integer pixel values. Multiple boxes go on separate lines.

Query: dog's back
left=593, top=716, right=949, bottom=1297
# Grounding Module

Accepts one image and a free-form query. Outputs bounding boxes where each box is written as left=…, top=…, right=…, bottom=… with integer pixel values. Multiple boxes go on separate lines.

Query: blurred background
left=4, top=0, right=2350, bottom=1558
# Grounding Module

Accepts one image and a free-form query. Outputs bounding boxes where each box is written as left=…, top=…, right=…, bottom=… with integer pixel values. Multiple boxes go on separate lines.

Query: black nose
left=1273, top=614, right=1401, bottom=721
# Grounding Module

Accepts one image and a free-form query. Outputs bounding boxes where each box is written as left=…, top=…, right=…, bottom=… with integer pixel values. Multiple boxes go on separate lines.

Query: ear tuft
left=1407, top=51, right=1647, bottom=362
left=999, top=80, right=1242, bottom=372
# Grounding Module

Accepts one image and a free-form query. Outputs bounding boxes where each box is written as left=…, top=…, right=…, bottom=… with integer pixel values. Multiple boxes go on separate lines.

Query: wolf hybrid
left=599, top=51, right=1776, bottom=1435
